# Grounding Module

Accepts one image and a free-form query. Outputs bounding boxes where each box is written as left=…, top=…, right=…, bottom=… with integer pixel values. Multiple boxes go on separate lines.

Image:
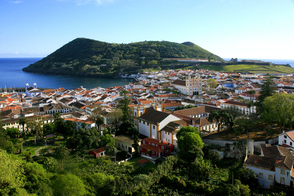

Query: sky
left=0, top=0, right=294, bottom=60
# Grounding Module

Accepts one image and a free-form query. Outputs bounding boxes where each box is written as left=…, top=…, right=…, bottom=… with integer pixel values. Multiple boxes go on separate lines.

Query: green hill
left=23, top=38, right=223, bottom=77
left=198, top=64, right=294, bottom=74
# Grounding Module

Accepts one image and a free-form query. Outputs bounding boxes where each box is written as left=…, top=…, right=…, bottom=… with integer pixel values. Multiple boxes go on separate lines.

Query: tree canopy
left=176, top=126, right=204, bottom=162
left=261, top=93, right=294, bottom=132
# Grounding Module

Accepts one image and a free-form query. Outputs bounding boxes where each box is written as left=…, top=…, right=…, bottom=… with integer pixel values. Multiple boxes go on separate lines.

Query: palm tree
left=248, top=90, right=256, bottom=101
left=95, top=115, right=104, bottom=136
left=207, top=110, right=222, bottom=134
left=19, top=117, right=27, bottom=134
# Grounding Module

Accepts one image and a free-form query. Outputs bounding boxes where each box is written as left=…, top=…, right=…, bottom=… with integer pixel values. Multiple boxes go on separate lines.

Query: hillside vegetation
left=198, top=64, right=294, bottom=74
left=23, top=38, right=223, bottom=77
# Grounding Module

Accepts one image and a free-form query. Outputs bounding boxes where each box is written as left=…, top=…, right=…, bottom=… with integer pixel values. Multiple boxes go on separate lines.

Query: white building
left=134, top=107, right=182, bottom=147
left=171, top=74, right=202, bottom=96
left=244, top=144, right=294, bottom=189
left=220, top=100, right=256, bottom=115
left=64, top=117, right=97, bottom=130
left=278, top=130, right=294, bottom=149
left=172, top=105, right=220, bottom=133
left=25, top=83, right=42, bottom=97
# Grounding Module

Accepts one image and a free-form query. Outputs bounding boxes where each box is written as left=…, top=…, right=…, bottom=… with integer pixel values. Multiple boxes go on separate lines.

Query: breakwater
left=0, top=87, right=50, bottom=93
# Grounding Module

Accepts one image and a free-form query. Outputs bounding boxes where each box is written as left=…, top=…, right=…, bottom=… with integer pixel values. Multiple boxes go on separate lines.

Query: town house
left=134, top=107, right=181, bottom=146
left=278, top=130, right=294, bottom=149
left=244, top=144, right=294, bottom=189
left=139, top=137, right=174, bottom=158
left=172, top=105, right=220, bottom=133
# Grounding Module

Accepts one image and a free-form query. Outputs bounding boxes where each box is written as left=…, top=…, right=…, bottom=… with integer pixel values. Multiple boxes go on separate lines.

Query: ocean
left=0, top=58, right=293, bottom=90
left=0, top=58, right=133, bottom=90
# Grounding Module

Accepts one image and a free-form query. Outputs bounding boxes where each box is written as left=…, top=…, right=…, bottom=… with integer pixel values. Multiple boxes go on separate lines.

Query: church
left=171, top=74, right=202, bottom=96
left=25, top=83, right=42, bottom=97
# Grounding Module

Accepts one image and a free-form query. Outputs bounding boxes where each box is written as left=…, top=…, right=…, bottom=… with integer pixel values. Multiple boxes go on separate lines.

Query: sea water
left=0, top=58, right=133, bottom=89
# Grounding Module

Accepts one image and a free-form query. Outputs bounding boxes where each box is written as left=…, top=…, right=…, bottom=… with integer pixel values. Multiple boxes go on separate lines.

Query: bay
left=0, top=58, right=133, bottom=90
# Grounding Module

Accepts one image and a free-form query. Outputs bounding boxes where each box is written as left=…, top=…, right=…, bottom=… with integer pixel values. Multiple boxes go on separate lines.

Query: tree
left=203, top=146, right=221, bottom=165
left=117, top=90, right=132, bottom=124
left=207, top=110, right=222, bottom=134
left=230, top=168, right=260, bottom=190
left=96, top=115, right=104, bottom=136
left=101, top=134, right=116, bottom=155
left=51, top=173, right=87, bottom=196
left=247, top=90, right=256, bottom=101
left=220, top=110, right=235, bottom=132
left=0, top=149, right=27, bottom=195
left=55, top=145, right=69, bottom=170
left=43, top=122, right=55, bottom=136
left=19, top=117, right=27, bottom=133
left=206, top=78, right=217, bottom=90
left=54, top=113, right=75, bottom=140
left=26, top=117, right=44, bottom=145
left=67, top=127, right=101, bottom=153
left=108, top=109, right=123, bottom=134
left=258, top=75, right=276, bottom=102
left=90, top=107, right=105, bottom=136
left=89, top=172, right=115, bottom=195
left=176, top=126, right=204, bottom=162
left=261, top=93, right=294, bottom=132
left=256, top=75, right=276, bottom=114
left=5, top=127, right=21, bottom=138
left=23, top=162, right=53, bottom=196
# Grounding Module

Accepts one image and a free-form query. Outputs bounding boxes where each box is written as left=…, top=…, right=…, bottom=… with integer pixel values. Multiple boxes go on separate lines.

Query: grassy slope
left=199, top=64, right=293, bottom=74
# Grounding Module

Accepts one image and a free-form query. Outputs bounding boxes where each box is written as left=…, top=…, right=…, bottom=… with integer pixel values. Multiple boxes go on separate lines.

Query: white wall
left=138, top=120, right=152, bottom=137
left=246, top=166, right=275, bottom=189
left=159, top=114, right=180, bottom=130
left=278, top=132, right=294, bottom=148
left=161, top=131, right=173, bottom=143
left=275, top=167, right=293, bottom=186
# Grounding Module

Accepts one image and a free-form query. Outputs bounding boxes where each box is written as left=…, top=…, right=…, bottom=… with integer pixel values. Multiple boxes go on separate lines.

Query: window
left=268, top=175, right=273, bottom=180
left=284, top=140, right=287, bottom=143
left=281, top=169, right=285, bottom=175
left=143, top=121, right=145, bottom=125
left=258, top=172, right=263, bottom=178
left=153, top=125, right=155, bottom=129
left=284, top=135, right=287, bottom=139
left=290, top=142, right=293, bottom=146
left=139, top=120, right=141, bottom=123
left=280, top=177, right=285, bottom=184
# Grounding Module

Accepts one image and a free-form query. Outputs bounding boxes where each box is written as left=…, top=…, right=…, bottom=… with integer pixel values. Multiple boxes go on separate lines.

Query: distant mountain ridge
left=23, top=38, right=224, bottom=77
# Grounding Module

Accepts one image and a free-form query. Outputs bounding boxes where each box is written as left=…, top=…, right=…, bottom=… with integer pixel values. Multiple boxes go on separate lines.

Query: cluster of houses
left=0, top=68, right=293, bottom=189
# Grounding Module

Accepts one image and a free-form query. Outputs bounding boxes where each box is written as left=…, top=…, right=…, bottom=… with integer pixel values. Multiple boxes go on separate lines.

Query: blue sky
left=0, top=0, right=294, bottom=59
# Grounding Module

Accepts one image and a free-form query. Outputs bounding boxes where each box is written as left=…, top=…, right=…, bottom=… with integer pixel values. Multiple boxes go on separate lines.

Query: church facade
left=171, top=74, right=202, bottom=96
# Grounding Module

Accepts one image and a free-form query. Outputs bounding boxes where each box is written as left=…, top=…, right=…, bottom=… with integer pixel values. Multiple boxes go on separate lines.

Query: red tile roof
left=286, top=131, right=294, bottom=141
left=140, top=144, right=165, bottom=152
left=90, top=147, right=105, bottom=154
